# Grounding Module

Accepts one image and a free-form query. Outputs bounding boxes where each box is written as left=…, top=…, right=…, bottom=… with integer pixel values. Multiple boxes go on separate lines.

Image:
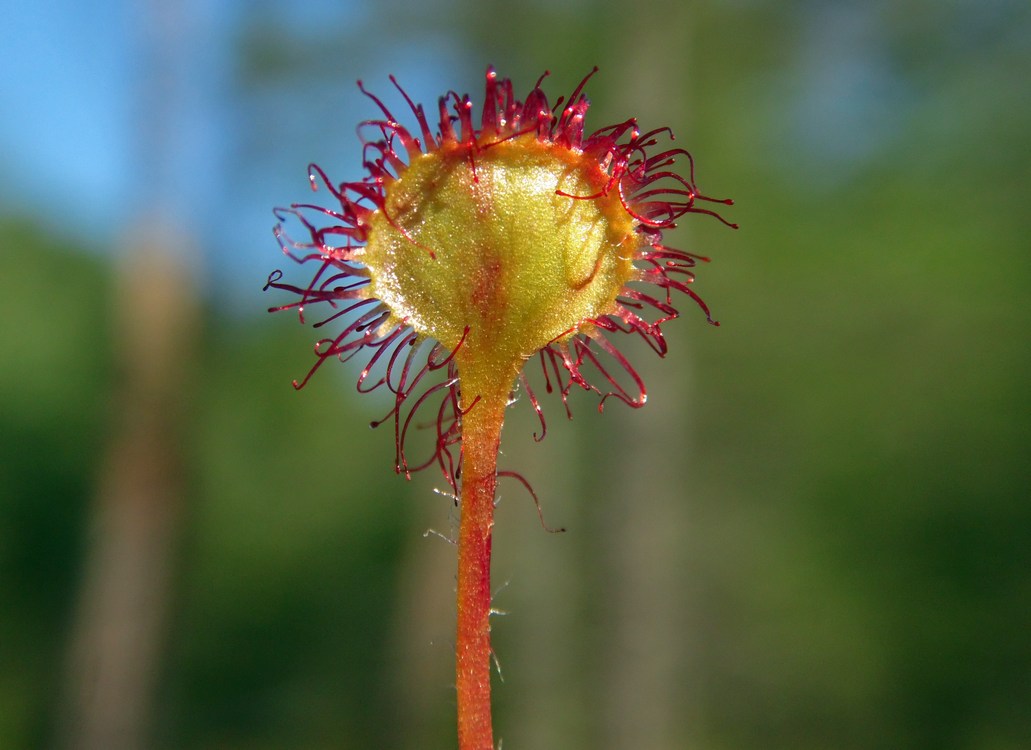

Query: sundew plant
left=266, top=66, right=735, bottom=750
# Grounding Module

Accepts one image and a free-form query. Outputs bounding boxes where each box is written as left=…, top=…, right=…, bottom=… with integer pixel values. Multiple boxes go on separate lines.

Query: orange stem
left=455, top=387, right=506, bottom=750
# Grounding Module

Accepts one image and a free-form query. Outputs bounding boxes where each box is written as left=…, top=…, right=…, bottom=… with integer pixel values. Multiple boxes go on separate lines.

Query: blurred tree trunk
left=57, top=0, right=200, bottom=747
left=58, top=245, right=197, bottom=750
left=489, top=429, right=587, bottom=749
left=595, top=5, right=704, bottom=748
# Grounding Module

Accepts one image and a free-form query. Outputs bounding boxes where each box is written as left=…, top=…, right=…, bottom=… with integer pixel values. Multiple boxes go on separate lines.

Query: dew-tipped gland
left=363, top=133, right=637, bottom=392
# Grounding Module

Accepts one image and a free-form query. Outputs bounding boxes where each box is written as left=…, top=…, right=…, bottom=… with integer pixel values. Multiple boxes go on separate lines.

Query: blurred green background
left=2, top=1, right=1029, bottom=749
